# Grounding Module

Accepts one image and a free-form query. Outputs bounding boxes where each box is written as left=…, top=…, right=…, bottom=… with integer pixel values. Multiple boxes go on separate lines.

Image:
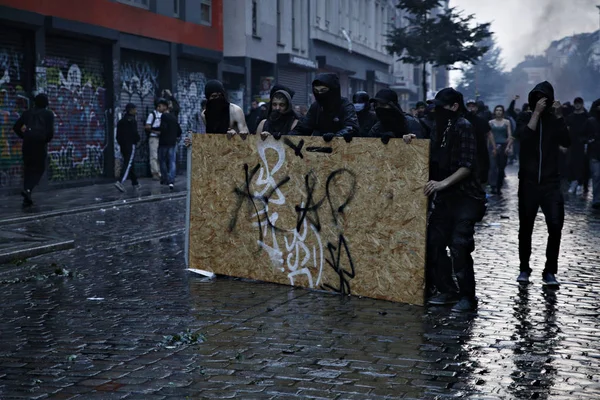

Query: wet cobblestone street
left=1, top=167, right=599, bottom=399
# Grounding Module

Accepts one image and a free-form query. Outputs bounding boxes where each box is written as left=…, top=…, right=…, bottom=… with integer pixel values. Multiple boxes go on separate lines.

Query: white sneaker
left=169, top=184, right=174, bottom=190
left=576, top=185, right=583, bottom=195
left=568, top=181, right=577, bottom=194
left=114, top=181, right=125, bottom=193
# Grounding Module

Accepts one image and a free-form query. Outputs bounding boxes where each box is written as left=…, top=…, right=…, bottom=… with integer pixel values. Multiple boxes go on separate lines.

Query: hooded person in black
left=115, top=103, right=141, bottom=192
left=13, top=93, right=54, bottom=207
left=256, top=88, right=298, bottom=139
left=586, top=98, right=600, bottom=208
left=290, top=73, right=358, bottom=141
left=352, top=91, right=377, bottom=137
left=202, top=80, right=249, bottom=138
left=368, top=88, right=423, bottom=143
left=515, top=81, right=570, bottom=287
left=423, top=88, right=486, bottom=312
left=566, top=97, right=590, bottom=194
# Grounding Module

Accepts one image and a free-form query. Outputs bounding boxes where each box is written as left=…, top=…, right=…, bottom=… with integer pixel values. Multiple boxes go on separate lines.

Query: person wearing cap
left=202, top=80, right=248, bottom=139
left=566, top=97, right=590, bottom=195
left=368, top=88, right=423, bottom=143
left=115, top=103, right=141, bottom=193
left=145, top=99, right=168, bottom=180
left=352, top=91, right=377, bottom=138
left=12, top=93, right=54, bottom=207
left=290, top=73, right=358, bottom=141
left=415, top=101, right=427, bottom=118
left=256, top=87, right=298, bottom=140
left=515, top=81, right=570, bottom=287
left=465, top=99, right=494, bottom=187
left=422, top=88, right=486, bottom=312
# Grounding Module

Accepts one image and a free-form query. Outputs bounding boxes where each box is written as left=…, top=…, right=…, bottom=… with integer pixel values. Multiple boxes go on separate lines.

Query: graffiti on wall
left=44, top=56, right=107, bottom=182
left=176, top=70, right=206, bottom=168
left=120, top=60, right=159, bottom=177
left=0, top=48, right=27, bottom=188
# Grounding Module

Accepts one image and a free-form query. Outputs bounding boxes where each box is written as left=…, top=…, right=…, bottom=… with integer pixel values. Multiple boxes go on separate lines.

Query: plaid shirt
left=433, top=117, right=485, bottom=200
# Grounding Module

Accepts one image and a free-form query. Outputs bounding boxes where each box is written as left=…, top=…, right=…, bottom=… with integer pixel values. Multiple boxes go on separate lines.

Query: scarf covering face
left=204, top=80, right=230, bottom=134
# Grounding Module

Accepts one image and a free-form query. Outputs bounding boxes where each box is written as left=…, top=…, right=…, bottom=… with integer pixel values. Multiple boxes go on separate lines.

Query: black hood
left=528, top=81, right=555, bottom=111
left=270, top=84, right=295, bottom=99
left=312, top=73, right=341, bottom=105
left=205, top=80, right=227, bottom=99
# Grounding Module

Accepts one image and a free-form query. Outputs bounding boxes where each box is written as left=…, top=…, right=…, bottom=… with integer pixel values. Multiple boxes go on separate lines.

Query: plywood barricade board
left=188, top=135, right=430, bottom=305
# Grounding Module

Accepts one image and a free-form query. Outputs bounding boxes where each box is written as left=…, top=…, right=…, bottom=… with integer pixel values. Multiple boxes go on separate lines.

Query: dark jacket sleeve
left=555, top=116, right=570, bottom=148
left=515, top=112, right=532, bottom=141
left=45, top=111, right=54, bottom=143
left=133, top=120, right=141, bottom=144
left=405, top=115, right=424, bottom=138
left=368, top=122, right=382, bottom=138
left=334, top=101, right=359, bottom=137
left=13, top=111, right=27, bottom=138
left=290, top=103, right=318, bottom=136
left=507, top=100, right=517, bottom=120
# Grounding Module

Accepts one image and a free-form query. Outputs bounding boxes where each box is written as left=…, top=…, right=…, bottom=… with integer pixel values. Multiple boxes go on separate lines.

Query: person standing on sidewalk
left=423, top=88, right=486, bottom=313
left=145, top=99, right=167, bottom=180
left=516, top=81, right=570, bottom=287
left=115, top=103, right=140, bottom=192
left=586, top=98, right=600, bottom=209
left=159, top=106, right=182, bottom=190
left=13, top=94, right=54, bottom=207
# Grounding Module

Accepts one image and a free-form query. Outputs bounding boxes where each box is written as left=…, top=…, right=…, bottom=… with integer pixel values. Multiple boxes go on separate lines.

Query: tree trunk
left=422, top=63, right=428, bottom=101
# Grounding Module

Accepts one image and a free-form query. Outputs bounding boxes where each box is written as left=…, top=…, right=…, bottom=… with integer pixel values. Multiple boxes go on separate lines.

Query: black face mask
left=376, top=108, right=396, bottom=124
left=313, top=89, right=337, bottom=108
left=205, top=97, right=230, bottom=133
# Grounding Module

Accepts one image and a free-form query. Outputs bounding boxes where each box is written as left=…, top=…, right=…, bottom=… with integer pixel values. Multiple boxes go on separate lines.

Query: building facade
left=0, top=0, right=223, bottom=192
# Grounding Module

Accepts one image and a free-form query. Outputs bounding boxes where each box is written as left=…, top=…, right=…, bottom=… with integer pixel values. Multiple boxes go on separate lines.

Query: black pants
left=495, top=143, right=508, bottom=190
left=119, top=145, right=138, bottom=185
left=426, top=193, right=485, bottom=300
left=22, top=145, right=46, bottom=192
left=518, top=181, right=564, bottom=275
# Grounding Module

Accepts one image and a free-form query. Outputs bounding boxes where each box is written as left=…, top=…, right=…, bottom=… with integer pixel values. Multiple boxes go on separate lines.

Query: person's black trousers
left=119, top=145, right=138, bottom=185
left=426, top=193, right=486, bottom=300
left=22, top=143, right=47, bottom=192
left=518, top=181, right=564, bottom=275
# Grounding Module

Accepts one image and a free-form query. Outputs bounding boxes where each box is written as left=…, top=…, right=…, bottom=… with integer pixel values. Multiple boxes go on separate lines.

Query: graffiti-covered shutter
left=45, top=36, right=108, bottom=183
left=0, top=27, right=29, bottom=190
left=176, top=59, right=215, bottom=170
left=120, top=51, right=163, bottom=178
left=277, top=67, right=310, bottom=108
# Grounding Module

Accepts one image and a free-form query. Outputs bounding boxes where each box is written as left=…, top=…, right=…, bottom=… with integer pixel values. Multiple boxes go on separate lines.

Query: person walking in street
left=352, top=91, right=377, bottom=138
left=368, top=89, right=423, bottom=143
left=256, top=87, right=299, bottom=139
left=158, top=106, right=182, bottom=190
left=489, top=105, right=513, bottom=195
left=290, top=73, right=358, bottom=141
left=466, top=99, right=495, bottom=187
left=422, top=88, right=486, bottom=312
left=145, top=100, right=167, bottom=180
left=115, top=103, right=141, bottom=193
left=566, top=97, right=590, bottom=195
left=202, top=80, right=249, bottom=138
left=586, top=98, right=600, bottom=209
left=12, top=93, right=54, bottom=207
left=516, top=81, right=570, bottom=287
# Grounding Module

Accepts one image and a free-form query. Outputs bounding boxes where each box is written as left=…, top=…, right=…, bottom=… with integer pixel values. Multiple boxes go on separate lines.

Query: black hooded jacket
left=291, top=73, right=358, bottom=137
left=13, top=101, right=54, bottom=168
left=586, top=99, right=600, bottom=160
left=116, top=113, right=140, bottom=150
left=368, top=110, right=423, bottom=139
left=516, top=81, right=570, bottom=184
left=356, top=109, right=377, bottom=137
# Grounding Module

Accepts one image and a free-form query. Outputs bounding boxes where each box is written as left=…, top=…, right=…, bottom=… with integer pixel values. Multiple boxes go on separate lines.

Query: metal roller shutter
left=45, top=36, right=108, bottom=183
left=120, top=51, right=163, bottom=178
left=277, top=67, right=310, bottom=108
left=0, top=28, right=29, bottom=190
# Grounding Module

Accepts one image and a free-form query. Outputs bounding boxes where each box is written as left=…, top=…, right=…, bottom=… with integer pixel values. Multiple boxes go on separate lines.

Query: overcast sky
left=449, top=0, right=599, bottom=71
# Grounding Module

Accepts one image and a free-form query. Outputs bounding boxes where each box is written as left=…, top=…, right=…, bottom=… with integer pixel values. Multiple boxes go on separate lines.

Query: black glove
left=381, top=132, right=395, bottom=145
left=272, top=132, right=283, bottom=140
left=323, top=132, right=335, bottom=142
left=342, top=130, right=353, bottom=143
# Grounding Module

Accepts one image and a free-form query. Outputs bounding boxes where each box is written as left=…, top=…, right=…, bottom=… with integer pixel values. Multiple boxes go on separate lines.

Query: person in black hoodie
left=13, top=93, right=54, bottom=207
left=256, top=88, right=298, bottom=139
left=515, top=81, right=570, bottom=287
left=159, top=100, right=182, bottom=190
left=586, top=98, right=600, bottom=209
left=290, top=73, right=358, bottom=141
left=466, top=99, right=494, bottom=186
left=352, top=91, right=377, bottom=137
left=566, top=97, right=590, bottom=195
left=368, top=88, right=423, bottom=143
left=115, top=103, right=141, bottom=193
left=202, top=80, right=248, bottom=138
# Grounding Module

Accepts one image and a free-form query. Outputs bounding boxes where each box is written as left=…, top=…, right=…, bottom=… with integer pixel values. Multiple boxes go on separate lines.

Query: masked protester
left=368, top=89, right=423, bottom=144
left=587, top=99, right=600, bottom=209
left=566, top=97, right=590, bottom=195
left=12, top=94, right=54, bottom=207
left=256, top=88, right=298, bottom=139
left=202, top=80, right=249, bottom=139
left=353, top=91, right=377, bottom=137
left=465, top=99, right=494, bottom=186
left=515, top=81, right=570, bottom=287
left=290, top=73, right=358, bottom=142
left=424, top=88, right=486, bottom=313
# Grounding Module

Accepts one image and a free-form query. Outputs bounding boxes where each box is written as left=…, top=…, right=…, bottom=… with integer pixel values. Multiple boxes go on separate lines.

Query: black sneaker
left=542, top=273, right=560, bottom=287
left=517, top=271, right=530, bottom=284
left=428, top=292, right=459, bottom=306
left=451, top=298, right=477, bottom=313
left=21, top=190, right=33, bottom=207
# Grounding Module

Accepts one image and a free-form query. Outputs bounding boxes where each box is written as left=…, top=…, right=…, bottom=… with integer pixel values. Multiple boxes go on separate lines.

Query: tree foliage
left=386, top=0, right=492, bottom=100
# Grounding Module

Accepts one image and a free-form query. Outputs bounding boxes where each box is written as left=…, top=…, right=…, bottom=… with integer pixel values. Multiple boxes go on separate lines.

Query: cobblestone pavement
left=0, top=167, right=599, bottom=399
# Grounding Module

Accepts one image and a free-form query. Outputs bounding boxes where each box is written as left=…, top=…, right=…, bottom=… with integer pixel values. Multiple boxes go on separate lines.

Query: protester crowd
left=12, top=71, right=600, bottom=312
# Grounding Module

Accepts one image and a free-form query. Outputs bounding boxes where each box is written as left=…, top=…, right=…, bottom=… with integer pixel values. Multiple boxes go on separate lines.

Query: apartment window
left=276, top=0, right=283, bottom=44
left=173, top=0, right=180, bottom=17
left=252, top=0, right=259, bottom=36
left=201, top=0, right=211, bottom=25
left=117, top=0, right=149, bottom=9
